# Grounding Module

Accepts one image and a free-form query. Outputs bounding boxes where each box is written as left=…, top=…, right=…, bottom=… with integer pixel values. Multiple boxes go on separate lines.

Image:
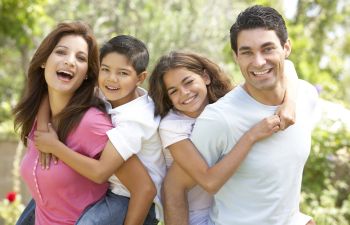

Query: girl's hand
left=247, top=115, right=281, bottom=143
left=276, top=98, right=296, bottom=131
left=34, top=123, right=60, bottom=154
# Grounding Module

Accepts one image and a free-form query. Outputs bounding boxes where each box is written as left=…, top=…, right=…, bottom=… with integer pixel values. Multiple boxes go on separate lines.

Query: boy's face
left=98, top=52, right=141, bottom=107
left=235, top=28, right=291, bottom=97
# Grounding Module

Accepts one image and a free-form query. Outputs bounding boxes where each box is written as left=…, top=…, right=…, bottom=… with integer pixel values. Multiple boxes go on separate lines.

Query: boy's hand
left=34, top=123, right=60, bottom=156
left=39, top=152, right=58, bottom=170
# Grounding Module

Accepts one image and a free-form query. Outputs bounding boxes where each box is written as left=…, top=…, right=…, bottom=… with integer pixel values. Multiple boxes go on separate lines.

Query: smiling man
left=189, top=5, right=318, bottom=225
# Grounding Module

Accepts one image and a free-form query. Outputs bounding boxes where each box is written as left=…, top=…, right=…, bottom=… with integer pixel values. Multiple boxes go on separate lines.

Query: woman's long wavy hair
left=13, top=21, right=104, bottom=145
left=149, top=51, right=234, bottom=118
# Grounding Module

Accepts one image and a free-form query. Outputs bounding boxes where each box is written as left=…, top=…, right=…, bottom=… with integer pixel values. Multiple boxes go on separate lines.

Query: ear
left=232, top=51, right=238, bottom=64
left=41, top=63, right=46, bottom=68
left=283, top=39, right=292, bottom=58
left=202, top=70, right=211, bottom=85
left=137, top=71, right=147, bottom=85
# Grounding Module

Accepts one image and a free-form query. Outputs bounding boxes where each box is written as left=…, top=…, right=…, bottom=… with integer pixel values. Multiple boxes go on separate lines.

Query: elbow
left=130, top=181, right=157, bottom=201
left=202, top=182, right=220, bottom=195
left=91, top=170, right=110, bottom=184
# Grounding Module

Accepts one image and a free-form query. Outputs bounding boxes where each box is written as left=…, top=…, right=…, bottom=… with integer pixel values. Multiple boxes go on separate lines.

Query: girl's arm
left=36, top=95, right=57, bottom=169
left=169, top=115, right=281, bottom=194
left=34, top=124, right=125, bottom=184
left=116, top=156, right=156, bottom=225
left=276, top=59, right=298, bottom=130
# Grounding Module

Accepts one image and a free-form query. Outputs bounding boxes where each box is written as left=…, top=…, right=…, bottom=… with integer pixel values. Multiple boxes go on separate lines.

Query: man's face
left=235, top=28, right=291, bottom=95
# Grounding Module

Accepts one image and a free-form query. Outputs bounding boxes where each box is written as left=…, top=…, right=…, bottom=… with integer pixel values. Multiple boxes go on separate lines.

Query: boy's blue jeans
left=76, top=190, right=158, bottom=225
left=17, top=190, right=158, bottom=225
left=16, top=199, right=35, bottom=225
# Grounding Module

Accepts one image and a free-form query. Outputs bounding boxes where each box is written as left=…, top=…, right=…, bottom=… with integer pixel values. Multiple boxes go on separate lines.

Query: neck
left=243, top=83, right=285, bottom=106
left=48, top=90, right=72, bottom=117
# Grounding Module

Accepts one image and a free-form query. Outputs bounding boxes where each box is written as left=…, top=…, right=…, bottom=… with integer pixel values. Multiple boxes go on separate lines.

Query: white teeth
left=106, top=85, right=118, bottom=90
left=253, top=69, right=270, bottom=75
left=57, top=70, right=73, bottom=76
left=183, top=96, right=195, bottom=104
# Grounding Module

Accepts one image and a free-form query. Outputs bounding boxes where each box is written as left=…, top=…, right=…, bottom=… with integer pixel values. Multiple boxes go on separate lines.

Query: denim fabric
left=75, top=190, right=158, bottom=225
left=16, top=199, right=35, bottom=225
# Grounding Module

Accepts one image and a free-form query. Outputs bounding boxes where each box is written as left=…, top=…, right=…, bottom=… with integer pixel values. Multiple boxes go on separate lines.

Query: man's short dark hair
left=230, top=5, right=288, bottom=54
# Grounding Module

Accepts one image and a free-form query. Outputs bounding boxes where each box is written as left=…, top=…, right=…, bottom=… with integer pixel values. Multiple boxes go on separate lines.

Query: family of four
left=14, top=5, right=318, bottom=225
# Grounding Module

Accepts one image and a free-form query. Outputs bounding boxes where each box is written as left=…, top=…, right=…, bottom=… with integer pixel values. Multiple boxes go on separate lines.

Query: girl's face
left=98, top=52, right=143, bottom=107
left=164, top=67, right=210, bottom=118
left=44, top=35, right=89, bottom=97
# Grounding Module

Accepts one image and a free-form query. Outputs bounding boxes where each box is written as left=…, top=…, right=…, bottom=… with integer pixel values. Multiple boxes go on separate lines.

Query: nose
left=252, top=52, right=266, bottom=67
left=179, top=86, right=190, bottom=96
left=64, top=54, right=76, bottom=67
left=107, top=73, right=119, bottom=82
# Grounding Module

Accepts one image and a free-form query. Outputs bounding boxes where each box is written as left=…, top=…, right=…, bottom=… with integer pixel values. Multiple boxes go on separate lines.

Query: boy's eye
left=119, top=71, right=128, bottom=76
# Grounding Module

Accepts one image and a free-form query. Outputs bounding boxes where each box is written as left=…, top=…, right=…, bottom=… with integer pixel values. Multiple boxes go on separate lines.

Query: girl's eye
left=185, top=80, right=193, bottom=85
left=101, top=67, right=109, bottom=72
left=169, top=89, right=177, bottom=95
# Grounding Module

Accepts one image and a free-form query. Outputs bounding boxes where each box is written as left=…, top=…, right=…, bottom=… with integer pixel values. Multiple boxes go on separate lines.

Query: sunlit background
left=0, top=0, right=349, bottom=224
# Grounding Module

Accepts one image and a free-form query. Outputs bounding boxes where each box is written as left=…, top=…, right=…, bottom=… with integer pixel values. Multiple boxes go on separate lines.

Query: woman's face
left=44, top=34, right=89, bottom=97
left=163, top=67, right=210, bottom=118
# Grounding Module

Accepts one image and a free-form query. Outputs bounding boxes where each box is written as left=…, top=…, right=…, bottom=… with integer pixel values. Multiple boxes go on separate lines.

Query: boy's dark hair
left=230, top=5, right=288, bottom=54
left=100, top=35, right=149, bottom=74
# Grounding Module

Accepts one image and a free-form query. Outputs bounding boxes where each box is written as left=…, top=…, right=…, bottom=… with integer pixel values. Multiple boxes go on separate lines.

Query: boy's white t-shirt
left=159, top=109, right=213, bottom=225
left=104, top=87, right=166, bottom=220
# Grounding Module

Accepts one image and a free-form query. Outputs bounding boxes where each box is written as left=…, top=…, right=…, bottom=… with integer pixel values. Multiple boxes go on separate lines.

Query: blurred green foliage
left=0, top=0, right=349, bottom=224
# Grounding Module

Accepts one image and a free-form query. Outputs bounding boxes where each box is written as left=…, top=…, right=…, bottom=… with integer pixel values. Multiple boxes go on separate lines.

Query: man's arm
left=162, top=162, right=195, bottom=225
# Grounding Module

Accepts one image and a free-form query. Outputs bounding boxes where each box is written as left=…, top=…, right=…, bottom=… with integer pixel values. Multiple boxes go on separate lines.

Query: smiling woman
left=12, top=21, right=112, bottom=225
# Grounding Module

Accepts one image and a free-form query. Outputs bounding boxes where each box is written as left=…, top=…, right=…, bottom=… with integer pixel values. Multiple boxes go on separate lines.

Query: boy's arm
left=36, top=94, right=57, bottom=169
left=163, top=162, right=195, bottom=225
left=116, top=155, right=156, bottom=225
left=169, top=115, right=280, bottom=194
left=277, top=59, right=298, bottom=130
left=34, top=125, right=125, bottom=184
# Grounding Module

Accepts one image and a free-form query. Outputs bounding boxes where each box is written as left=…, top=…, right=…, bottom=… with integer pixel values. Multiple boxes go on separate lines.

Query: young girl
left=13, top=21, right=112, bottom=225
left=148, top=51, right=297, bottom=225
left=33, top=35, right=165, bottom=225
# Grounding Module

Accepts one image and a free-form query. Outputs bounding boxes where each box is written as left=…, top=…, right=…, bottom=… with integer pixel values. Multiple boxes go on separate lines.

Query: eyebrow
left=166, top=75, right=191, bottom=92
left=238, top=42, right=276, bottom=52
left=55, top=45, right=88, bottom=56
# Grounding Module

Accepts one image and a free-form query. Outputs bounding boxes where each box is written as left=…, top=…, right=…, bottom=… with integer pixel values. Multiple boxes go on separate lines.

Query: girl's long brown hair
left=13, top=21, right=104, bottom=146
left=149, top=51, right=234, bottom=118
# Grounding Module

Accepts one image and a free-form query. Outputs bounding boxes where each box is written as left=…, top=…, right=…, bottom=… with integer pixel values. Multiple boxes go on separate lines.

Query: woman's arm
left=276, top=59, right=298, bottom=130
left=116, top=155, right=156, bottom=225
left=34, top=124, right=125, bottom=184
left=169, top=115, right=281, bottom=194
